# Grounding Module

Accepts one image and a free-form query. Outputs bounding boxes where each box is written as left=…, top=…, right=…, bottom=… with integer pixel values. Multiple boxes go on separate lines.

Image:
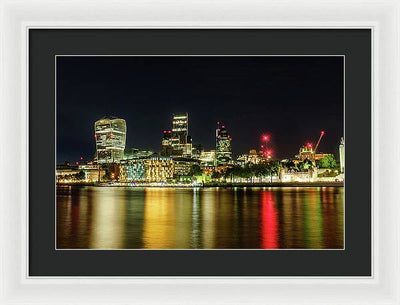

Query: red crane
left=313, top=130, right=325, bottom=160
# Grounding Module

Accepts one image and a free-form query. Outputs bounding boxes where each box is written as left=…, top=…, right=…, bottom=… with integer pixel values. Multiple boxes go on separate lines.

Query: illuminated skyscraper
left=94, top=116, right=126, bottom=163
left=339, top=137, right=345, bottom=173
left=171, top=113, right=192, bottom=157
left=216, top=122, right=232, bottom=165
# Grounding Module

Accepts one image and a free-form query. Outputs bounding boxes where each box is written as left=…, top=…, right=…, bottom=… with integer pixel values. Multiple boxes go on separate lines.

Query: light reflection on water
left=57, top=186, right=344, bottom=249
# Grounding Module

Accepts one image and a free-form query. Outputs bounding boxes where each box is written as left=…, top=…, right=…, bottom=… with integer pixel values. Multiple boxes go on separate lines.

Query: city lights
left=216, top=123, right=233, bottom=165
left=58, top=113, right=343, bottom=187
left=55, top=57, right=345, bottom=252
left=262, top=134, right=270, bottom=142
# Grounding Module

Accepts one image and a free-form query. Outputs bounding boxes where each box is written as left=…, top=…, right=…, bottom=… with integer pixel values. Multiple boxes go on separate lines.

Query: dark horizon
left=56, top=56, right=344, bottom=164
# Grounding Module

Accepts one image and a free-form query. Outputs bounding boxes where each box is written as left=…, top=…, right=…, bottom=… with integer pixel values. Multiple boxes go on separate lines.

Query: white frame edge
left=0, top=0, right=399, bottom=304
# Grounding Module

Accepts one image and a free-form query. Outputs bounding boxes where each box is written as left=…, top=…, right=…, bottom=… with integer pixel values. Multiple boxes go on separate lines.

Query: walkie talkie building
left=94, top=116, right=126, bottom=163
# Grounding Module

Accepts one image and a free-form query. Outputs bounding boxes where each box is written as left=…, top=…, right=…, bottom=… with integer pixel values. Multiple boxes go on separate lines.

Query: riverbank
left=57, top=181, right=344, bottom=188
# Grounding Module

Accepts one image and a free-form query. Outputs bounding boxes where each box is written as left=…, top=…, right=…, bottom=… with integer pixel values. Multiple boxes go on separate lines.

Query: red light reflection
left=260, top=191, right=278, bottom=249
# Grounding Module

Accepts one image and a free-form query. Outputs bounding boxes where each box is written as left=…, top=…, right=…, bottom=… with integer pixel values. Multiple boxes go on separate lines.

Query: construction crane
left=313, top=130, right=325, bottom=160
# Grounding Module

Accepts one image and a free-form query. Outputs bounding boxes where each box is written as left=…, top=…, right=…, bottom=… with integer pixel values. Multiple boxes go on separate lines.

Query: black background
left=56, top=56, right=344, bottom=162
left=29, top=29, right=371, bottom=276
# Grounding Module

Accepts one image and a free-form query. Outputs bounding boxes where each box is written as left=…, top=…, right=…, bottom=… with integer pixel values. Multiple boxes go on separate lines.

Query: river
left=56, top=186, right=344, bottom=249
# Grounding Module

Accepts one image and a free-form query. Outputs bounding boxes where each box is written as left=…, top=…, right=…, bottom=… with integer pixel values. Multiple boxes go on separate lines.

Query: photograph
left=56, top=55, right=344, bottom=250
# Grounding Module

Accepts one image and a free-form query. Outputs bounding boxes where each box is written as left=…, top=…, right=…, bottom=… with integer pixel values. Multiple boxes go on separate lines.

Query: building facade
left=279, top=167, right=318, bottom=183
left=119, top=159, right=146, bottom=181
left=171, top=113, right=192, bottom=158
left=145, top=157, right=175, bottom=182
left=160, top=130, right=173, bottom=157
left=95, top=117, right=126, bottom=163
left=120, top=157, right=174, bottom=183
left=56, top=163, right=104, bottom=183
left=199, top=150, right=216, bottom=167
left=78, top=163, right=103, bottom=182
left=172, top=157, right=200, bottom=177
left=216, top=123, right=232, bottom=165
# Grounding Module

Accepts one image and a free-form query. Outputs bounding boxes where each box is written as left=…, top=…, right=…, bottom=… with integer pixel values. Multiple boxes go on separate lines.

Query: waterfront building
left=339, top=137, right=345, bottom=173
left=78, top=163, right=102, bottom=182
left=144, top=157, right=175, bottom=182
left=119, top=159, right=146, bottom=182
left=199, top=150, right=216, bottom=167
left=160, top=130, right=173, bottom=157
left=171, top=113, right=192, bottom=158
left=172, top=157, right=200, bottom=178
left=101, top=163, right=121, bottom=181
left=56, top=163, right=105, bottom=183
left=94, top=116, right=126, bottom=163
left=216, top=123, right=232, bottom=165
left=120, top=157, right=175, bottom=183
left=56, top=164, right=80, bottom=182
left=279, top=167, right=318, bottom=183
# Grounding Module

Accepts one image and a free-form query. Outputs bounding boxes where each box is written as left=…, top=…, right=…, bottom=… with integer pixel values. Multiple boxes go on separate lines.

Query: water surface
left=56, top=186, right=344, bottom=249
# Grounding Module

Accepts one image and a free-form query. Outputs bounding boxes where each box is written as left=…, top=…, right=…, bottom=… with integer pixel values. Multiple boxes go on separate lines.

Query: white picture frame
left=1, top=0, right=399, bottom=304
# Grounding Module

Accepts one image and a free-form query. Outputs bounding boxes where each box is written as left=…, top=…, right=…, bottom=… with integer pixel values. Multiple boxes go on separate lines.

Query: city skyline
left=57, top=56, right=344, bottom=163
left=56, top=56, right=345, bottom=250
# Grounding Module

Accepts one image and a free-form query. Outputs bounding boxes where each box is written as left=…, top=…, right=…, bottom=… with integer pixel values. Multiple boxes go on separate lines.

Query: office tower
left=216, top=122, right=232, bottom=165
left=94, top=116, right=126, bottom=163
left=160, top=130, right=173, bottom=157
left=171, top=113, right=192, bottom=157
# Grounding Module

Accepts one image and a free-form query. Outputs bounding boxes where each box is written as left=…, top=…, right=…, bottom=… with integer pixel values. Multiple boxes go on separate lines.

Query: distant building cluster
left=56, top=113, right=345, bottom=184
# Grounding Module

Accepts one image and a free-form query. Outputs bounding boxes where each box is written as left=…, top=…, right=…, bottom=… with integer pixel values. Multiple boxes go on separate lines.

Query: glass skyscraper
left=171, top=113, right=192, bottom=157
left=94, top=116, right=126, bottom=163
left=216, top=123, right=232, bottom=165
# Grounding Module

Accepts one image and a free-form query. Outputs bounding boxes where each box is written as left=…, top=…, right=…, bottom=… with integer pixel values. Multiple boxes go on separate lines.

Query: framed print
left=30, top=29, right=368, bottom=276
left=1, top=0, right=400, bottom=304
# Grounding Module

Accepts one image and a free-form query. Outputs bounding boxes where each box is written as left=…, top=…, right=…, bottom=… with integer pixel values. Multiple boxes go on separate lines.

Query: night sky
left=56, top=56, right=343, bottom=163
